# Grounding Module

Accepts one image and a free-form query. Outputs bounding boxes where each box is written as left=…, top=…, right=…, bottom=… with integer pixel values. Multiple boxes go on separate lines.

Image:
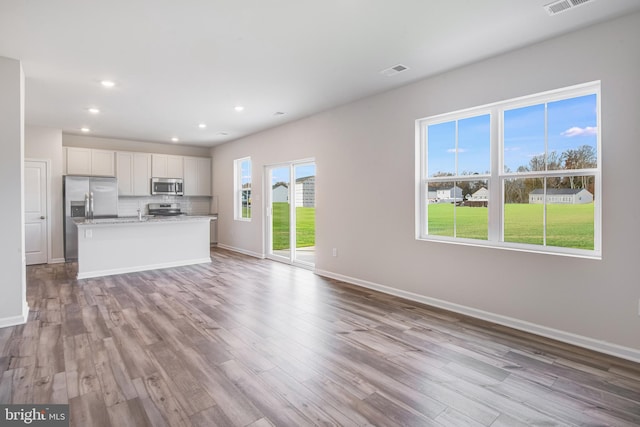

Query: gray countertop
left=74, top=215, right=213, bottom=227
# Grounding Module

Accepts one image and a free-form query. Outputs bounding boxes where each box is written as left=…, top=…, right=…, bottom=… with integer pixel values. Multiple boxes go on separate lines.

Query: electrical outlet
left=85, top=229, right=92, bottom=238
left=332, top=248, right=338, bottom=257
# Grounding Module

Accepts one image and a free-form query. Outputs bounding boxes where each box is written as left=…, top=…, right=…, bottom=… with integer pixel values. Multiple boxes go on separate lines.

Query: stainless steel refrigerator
left=63, top=176, right=118, bottom=260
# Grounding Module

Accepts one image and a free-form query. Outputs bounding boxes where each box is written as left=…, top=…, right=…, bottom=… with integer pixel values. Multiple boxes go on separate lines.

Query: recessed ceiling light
left=88, top=107, right=100, bottom=114
left=100, top=80, right=115, bottom=88
left=234, top=106, right=244, bottom=112
left=171, top=137, right=179, bottom=143
left=198, top=123, right=207, bottom=129
left=81, top=127, right=90, bottom=133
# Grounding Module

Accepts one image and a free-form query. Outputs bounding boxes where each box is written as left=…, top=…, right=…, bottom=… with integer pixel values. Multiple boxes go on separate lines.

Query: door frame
left=25, top=158, right=52, bottom=264
left=264, top=158, right=315, bottom=269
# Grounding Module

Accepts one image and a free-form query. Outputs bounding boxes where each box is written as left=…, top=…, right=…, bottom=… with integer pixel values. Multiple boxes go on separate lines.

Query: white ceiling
left=1, top=0, right=639, bottom=147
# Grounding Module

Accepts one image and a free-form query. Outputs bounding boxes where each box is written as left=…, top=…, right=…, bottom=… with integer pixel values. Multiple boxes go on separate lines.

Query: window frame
left=416, top=81, right=601, bottom=259
left=234, top=157, right=252, bottom=221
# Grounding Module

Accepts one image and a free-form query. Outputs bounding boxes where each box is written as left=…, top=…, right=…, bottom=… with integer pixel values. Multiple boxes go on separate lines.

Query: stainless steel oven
left=151, top=177, right=183, bottom=196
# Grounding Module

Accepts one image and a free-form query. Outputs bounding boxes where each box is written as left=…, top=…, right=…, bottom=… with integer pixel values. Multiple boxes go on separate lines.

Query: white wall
left=25, top=126, right=64, bottom=262
left=64, top=134, right=211, bottom=157
left=212, top=13, right=640, bottom=359
left=0, top=56, right=27, bottom=327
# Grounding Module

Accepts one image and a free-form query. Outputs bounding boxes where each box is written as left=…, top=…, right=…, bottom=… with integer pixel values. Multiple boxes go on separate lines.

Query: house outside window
left=416, top=81, right=601, bottom=258
left=234, top=157, right=252, bottom=221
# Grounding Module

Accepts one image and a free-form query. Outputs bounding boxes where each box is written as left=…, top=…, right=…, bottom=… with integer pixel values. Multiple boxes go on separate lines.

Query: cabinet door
left=167, top=155, right=184, bottom=179
left=66, top=147, right=92, bottom=175
left=151, top=154, right=168, bottom=178
left=116, top=152, right=134, bottom=195
left=183, top=157, right=211, bottom=196
left=133, top=153, right=152, bottom=195
left=91, top=149, right=115, bottom=176
left=183, top=157, right=198, bottom=196
left=197, top=157, right=211, bottom=196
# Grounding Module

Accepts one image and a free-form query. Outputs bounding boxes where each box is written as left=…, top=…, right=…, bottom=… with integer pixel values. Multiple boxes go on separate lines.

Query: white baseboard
left=48, top=257, right=65, bottom=264
left=315, top=269, right=640, bottom=364
left=217, top=243, right=265, bottom=259
left=0, top=300, right=29, bottom=329
left=77, top=257, right=212, bottom=280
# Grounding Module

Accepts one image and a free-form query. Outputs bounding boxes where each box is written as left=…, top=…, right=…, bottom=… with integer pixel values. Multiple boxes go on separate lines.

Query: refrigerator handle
left=90, top=192, right=94, bottom=218
left=84, top=193, right=90, bottom=218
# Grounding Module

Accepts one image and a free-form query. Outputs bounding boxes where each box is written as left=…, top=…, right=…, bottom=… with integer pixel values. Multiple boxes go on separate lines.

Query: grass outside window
left=428, top=203, right=594, bottom=250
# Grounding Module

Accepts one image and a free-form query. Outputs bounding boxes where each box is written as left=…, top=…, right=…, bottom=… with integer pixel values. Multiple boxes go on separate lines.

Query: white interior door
left=24, top=160, right=48, bottom=265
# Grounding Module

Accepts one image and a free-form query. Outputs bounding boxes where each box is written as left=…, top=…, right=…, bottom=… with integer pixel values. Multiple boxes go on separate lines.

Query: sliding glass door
left=266, top=160, right=316, bottom=267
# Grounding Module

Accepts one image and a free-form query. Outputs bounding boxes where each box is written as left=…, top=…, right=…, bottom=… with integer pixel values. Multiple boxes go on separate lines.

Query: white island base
left=75, top=216, right=211, bottom=279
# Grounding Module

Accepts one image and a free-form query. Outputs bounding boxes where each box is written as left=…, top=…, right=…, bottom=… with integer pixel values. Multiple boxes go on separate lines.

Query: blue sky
left=427, top=94, right=597, bottom=176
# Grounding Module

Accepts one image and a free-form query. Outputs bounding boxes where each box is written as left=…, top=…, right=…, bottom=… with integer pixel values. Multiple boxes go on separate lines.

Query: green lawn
left=427, top=202, right=594, bottom=250
left=272, top=202, right=316, bottom=250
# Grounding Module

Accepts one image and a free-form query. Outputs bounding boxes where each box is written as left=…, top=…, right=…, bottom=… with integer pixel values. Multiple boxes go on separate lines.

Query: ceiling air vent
left=380, top=64, right=409, bottom=77
left=544, top=0, right=596, bottom=16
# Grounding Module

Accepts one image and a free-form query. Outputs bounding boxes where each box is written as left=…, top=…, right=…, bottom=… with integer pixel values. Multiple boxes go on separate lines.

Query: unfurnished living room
left=1, top=1, right=640, bottom=426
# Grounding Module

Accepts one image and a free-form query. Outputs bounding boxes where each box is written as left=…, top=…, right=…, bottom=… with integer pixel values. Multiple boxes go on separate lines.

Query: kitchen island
left=74, top=216, right=212, bottom=279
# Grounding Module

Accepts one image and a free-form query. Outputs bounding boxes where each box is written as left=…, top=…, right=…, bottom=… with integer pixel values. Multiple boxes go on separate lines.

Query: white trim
left=77, top=257, right=212, bottom=280
left=416, top=81, right=601, bottom=259
left=0, top=300, right=29, bottom=329
left=48, top=258, right=66, bottom=264
left=263, top=159, right=317, bottom=265
left=217, top=243, right=265, bottom=259
left=234, top=157, right=252, bottom=221
left=314, top=269, right=640, bottom=364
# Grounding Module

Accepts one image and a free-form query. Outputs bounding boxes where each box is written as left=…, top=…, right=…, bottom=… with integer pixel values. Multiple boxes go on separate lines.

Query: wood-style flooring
left=1, top=248, right=640, bottom=426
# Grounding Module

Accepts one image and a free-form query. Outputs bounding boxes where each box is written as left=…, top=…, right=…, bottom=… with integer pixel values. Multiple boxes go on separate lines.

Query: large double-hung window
left=416, top=81, right=601, bottom=258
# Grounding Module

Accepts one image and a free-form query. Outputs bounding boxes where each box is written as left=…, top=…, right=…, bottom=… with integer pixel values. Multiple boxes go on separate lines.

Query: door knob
left=40, top=216, right=45, bottom=220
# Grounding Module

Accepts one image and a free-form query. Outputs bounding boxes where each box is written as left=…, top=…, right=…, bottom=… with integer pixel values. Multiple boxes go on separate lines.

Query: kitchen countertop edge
left=74, top=215, right=213, bottom=227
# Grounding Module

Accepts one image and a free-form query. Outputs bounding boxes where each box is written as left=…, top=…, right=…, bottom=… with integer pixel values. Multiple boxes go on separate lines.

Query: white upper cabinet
left=183, top=156, right=211, bottom=196
left=133, top=153, right=152, bottom=195
left=116, top=152, right=152, bottom=196
left=66, top=148, right=210, bottom=198
left=152, top=154, right=184, bottom=178
left=65, top=147, right=91, bottom=175
left=116, top=152, right=133, bottom=194
left=66, top=147, right=115, bottom=176
left=91, top=149, right=116, bottom=176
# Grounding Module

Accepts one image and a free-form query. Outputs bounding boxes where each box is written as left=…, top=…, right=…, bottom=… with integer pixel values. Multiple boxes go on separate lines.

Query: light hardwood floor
left=1, top=248, right=640, bottom=426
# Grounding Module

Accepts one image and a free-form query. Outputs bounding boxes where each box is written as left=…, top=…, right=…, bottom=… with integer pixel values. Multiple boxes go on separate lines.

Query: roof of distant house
left=296, top=176, right=315, bottom=183
left=529, top=188, right=590, bottom=195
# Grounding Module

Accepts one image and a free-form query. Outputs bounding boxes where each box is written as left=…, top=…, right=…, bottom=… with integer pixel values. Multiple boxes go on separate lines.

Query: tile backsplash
left=118, top=195, right=211, bottom=216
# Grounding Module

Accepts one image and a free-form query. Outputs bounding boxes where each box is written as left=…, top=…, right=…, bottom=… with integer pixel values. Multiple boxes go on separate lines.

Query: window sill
left=417, top=235, right=601, bottom=260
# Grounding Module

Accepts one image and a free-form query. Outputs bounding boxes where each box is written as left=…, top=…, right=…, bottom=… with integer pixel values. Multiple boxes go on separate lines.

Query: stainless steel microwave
left=151, top=177, right=183, bottom=196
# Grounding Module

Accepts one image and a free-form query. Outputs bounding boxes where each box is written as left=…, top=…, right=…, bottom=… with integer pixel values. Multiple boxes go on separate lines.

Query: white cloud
left=527, top=152, right=545, bottom=158
left=447, top=148, right=467, bottom=153
left=561, top=126, right=597, bottom=137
